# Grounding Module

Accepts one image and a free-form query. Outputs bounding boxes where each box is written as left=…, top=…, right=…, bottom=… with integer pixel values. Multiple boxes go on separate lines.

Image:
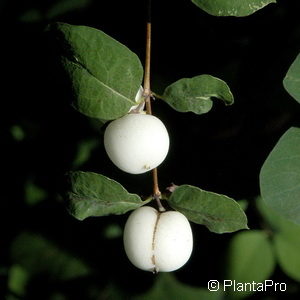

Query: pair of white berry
left=103, top=87, right=193, bottom=272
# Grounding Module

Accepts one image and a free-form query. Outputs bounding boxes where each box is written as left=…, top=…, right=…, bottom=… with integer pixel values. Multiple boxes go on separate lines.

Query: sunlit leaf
left=168, top=185, right=248, bottom=233
left=161, top=75, right=233, bottom=115
left=260, top=127, right=300, bottom=224
left=191, top=0, right=276, bottom=17
left=283, top=52, right=300, bottom=104
left=48, top=22, right=143, bottom=120
left=67, top=171, right=148, bottom=220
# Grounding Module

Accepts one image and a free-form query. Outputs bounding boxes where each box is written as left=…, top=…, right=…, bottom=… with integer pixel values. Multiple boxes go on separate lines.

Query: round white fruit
left=104, top=114, right=169, bottom=174
left=123, top=206, right=193, bottom=272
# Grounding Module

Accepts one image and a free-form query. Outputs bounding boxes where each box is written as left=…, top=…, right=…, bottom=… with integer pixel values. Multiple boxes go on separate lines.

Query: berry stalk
left=143, top=3, right=165, bottom=211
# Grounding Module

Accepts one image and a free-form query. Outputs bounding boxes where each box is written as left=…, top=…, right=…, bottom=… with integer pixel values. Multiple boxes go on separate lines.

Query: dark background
left=1, top=0, right=300, bottom=299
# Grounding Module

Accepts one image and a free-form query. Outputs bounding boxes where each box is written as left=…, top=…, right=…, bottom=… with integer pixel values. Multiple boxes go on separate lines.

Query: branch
left=143, top=4, right=165, bottom=212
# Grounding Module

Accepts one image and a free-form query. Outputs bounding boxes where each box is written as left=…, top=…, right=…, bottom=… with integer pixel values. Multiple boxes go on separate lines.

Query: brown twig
left=143, top=6, right=165, bottom=212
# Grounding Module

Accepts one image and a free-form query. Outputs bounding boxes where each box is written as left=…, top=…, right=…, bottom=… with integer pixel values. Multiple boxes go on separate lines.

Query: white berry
left=104, top=114, right=169, bottom=174
left=123, top=206, right=193, bottom=272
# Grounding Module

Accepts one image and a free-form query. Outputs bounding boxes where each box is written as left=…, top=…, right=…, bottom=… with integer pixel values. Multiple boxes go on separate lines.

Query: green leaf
left=161, top=75, right=233, bottom=115
left=48, top=22, right=143, bottom=120
left=237, top=199, right=248, bottom=211
left=11, top=232, right=90, bottom=281
left=133, top=273, right=223, bottom=300
left=256, top=197, right=300, bottom=281
left=67, top=171, right=146, bottom=220
left=103, top=224, right=123, bottom=239
left=274, top=234, right=300, bottom=282
left=168, top=185, right=248, bottom=233
left=72, top=138, right=99, bottom=168
left=8, top=265, right=29, bottom=296
left=191, top=0, right=276, bottom=17
left=226, top=230, right=275, bottom=297
left=10, top=125, right=25, bottom=141
left=260, top=127, right=300, bottom=224
left=283, top=53, right=300, bottom=104
left=24, top=181, right=47, bottom=206
left=256, top=196, right=300, bottom=236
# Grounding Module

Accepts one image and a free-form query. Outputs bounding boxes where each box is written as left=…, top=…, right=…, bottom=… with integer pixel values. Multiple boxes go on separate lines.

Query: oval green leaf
left=260, top=127, right=300, bottom=224
left=8, top=265, right=29, bottom=297
left=226, top=230, right=275, bottom=297
left=256, top=197, right=300, bottom=282
left=191, top=0, right=276, bottom=17
left=168, top=185, right=248, bottom=233
left=274, top=234, right=300, bottom=282
left=283, top=53, right=300, bottom=104
left=161, top=75, right=233, bottom=115
left=48, top=22, right=143, bottom=120
left=67, top=171, right=146, bottom=220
